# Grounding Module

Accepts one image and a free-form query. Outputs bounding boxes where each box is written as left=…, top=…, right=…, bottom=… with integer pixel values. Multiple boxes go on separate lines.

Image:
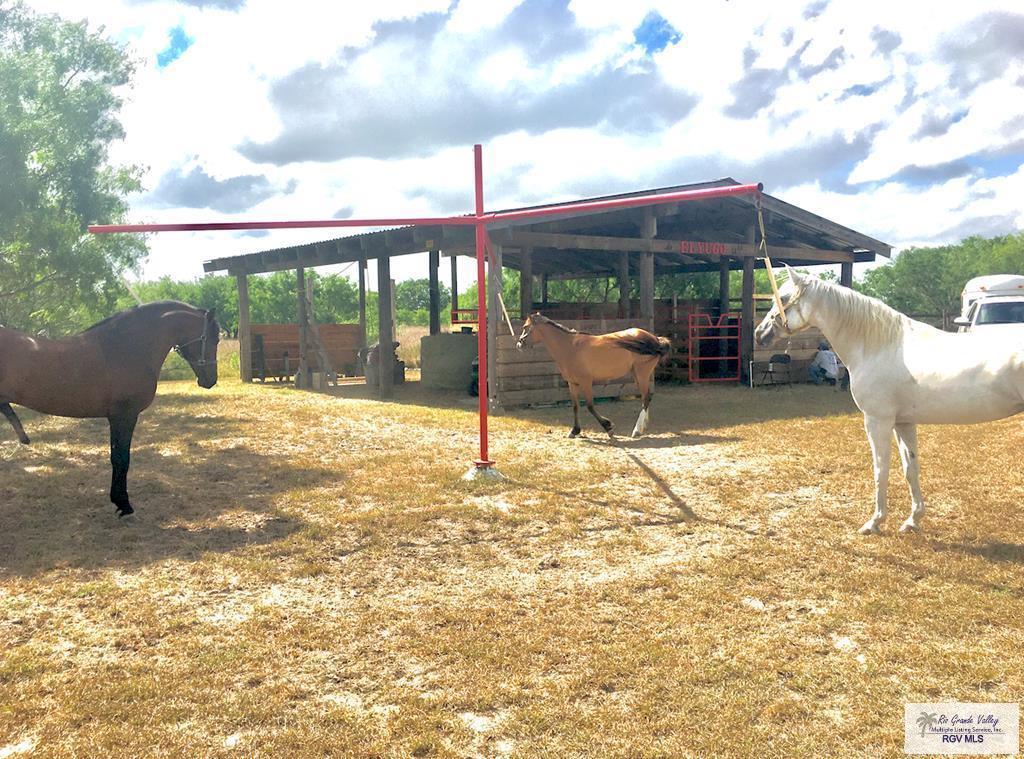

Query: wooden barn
left=203, top=178, right=890, bottom=405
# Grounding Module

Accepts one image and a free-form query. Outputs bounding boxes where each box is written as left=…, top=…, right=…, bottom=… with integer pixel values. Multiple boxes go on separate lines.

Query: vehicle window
left=976, top=302, right=1024, bottom=325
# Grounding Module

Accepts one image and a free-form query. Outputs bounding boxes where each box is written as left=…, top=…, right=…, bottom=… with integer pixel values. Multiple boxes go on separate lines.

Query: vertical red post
left=474, top=144, right=493, bottom=468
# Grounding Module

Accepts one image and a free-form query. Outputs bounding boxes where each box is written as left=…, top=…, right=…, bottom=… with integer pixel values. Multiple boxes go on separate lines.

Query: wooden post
left=540, top=273, right=549, bottom=307
left=640, top=208, right=656, bottom=329
left=428, top=249, right=441, bottom=336
left=719, top=257, right=730, bottom=315
left=718, top=256, right=731, bottom=375
left=487, top=242, right=502, bottom=410
left=377, top=255, right=393, bottom=399
left=519, top=246, right=533, bottom=319
left=741, top=226, right=756, bottom=384
left=358, top=258, right=367, bottom=349
left=390, top=278, right=397, bottom=340
left=236, top=272, right=252, bottom=383
left=618, top=251, right=630, bottom=318
left=296, top=267, right=311, bottom=389
left=450, top=255, right=459, bottom=313
left=840, top=261, right=854, bottom=288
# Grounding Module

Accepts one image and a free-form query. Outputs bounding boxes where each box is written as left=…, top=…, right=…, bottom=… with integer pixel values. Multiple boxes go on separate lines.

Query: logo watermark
left=905, top=703, right=1018, bottom=755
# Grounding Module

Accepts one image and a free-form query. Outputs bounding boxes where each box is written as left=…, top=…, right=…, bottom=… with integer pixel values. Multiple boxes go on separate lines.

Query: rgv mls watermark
left=905, top=703, right=1019, bottom=755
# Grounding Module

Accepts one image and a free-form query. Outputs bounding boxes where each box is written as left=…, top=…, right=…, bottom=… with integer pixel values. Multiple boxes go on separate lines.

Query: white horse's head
left=754, top=266, right=815, bottom=347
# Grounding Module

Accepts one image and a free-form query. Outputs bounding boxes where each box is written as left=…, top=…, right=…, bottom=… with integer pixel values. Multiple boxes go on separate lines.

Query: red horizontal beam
left=88, top=183, right=763, bottom=235
left=88, top=215, right=478, bottom=234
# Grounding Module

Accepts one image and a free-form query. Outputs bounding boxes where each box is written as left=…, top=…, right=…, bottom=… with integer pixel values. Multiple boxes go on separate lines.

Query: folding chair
left=759, top=353, right=792, bottom=385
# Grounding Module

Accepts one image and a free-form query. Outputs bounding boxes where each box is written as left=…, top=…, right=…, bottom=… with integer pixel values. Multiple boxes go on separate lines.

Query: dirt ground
left=1, top=375, right=1022, bottom=757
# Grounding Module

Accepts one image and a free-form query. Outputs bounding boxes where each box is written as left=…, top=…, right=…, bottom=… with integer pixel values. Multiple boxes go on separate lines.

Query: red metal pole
left=88, top=216, right=478, bottom=234
left=474, top=144, right=493, bottom=468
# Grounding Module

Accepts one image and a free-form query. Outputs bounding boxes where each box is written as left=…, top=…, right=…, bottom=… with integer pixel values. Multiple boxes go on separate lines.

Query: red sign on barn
left=679, top=240, right=729, bottom=255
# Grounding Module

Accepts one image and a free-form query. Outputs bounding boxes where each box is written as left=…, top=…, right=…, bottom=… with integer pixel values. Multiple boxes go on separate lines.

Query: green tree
left=0, top=2, right=146, bottom=332
left=858, top=233, right=1024, bottom=316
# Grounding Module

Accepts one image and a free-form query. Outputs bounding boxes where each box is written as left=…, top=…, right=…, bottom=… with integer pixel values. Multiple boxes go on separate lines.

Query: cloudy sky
left=26, top=0, right=1024, bottom=287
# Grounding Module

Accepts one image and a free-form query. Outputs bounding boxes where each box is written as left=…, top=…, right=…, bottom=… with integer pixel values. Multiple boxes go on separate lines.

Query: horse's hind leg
left=581, top=381, right=614, bottom=436
left=859, top=414, right=894, bottom=535
left=0, top=402, right=30, bottom=444
left=108, top=412, right=139, bottom=516
left=631, top=361, right=655, bottom=437
left=894, top=423, right=926, bottom=533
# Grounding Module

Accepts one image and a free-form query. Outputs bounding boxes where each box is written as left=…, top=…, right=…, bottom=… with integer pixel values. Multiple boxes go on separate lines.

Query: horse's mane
left=83, top=301, right=198, bottom=333
left=806, top=278, right=906, bottom=350
left=533, top=314, right=590, bottom=335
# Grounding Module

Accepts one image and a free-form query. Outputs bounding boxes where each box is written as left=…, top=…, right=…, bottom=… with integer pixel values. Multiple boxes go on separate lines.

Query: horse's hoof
left=116, top=504, right=134, bottom=517
left=568, top=429, right=580, bottom=439
left=18, top=435, right=29, bottom=445
left=857, top=523, right=881, bottom=536
left=898, top=521, right=920, bottom=534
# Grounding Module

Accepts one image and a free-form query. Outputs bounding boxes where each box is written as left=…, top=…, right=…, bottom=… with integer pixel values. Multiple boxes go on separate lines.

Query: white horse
left=755, top=267, right=1024, bottom=535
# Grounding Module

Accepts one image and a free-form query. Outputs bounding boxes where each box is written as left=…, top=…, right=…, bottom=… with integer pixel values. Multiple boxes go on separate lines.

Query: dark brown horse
left=516, top=313, right=670, bottom=438
left=0, top=301, right=220, bottom=516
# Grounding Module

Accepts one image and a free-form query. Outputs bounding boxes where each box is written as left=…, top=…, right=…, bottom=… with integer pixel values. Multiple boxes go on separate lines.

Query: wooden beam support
left=236, top=272, right=252, bottom=383
left=618, top=251, right=630, bottom=318
left=358, top=258, right=367, bottom=349
left=501, top=230, right=858, bottom=264
left=519, top=246, right=533, bottom=318
left=428, top=248, right=441, bottom=336
left=840, top=261, right=854, bottom=288
left=487, top=242, right=503, bottom=409
left=377, top=255, right=394, bottom=399
left=296, top=267, right=311, bottom=389
left=718, top=257, right=730, bottom=315
left=639, top=209, right=656, bottom=328
left=740, top=225, right=755, bottom=384
left=450, top=254, right=459, bottom=312
left=749, top=194, right=892, bottom=256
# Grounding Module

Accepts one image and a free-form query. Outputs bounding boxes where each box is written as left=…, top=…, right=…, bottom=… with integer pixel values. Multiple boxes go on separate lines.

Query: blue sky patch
left=633, top=12, right=681, bottom=55
left=157, top=26, right=194, bottom=68
left=844, top=83, right=879, bottom=98
left=972, top=150, right=1024, bottom=178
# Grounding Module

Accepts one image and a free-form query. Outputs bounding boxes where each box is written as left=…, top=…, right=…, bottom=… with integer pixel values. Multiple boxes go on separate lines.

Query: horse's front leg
left=568, top=383, right=581, bottom=438
left=0, top=402, right=30, bottom=444
left=108, top=412, right=139, bottom=516
left=859, top=415, right=894, bottom=535
left=894, top=423, right=926, bottom=533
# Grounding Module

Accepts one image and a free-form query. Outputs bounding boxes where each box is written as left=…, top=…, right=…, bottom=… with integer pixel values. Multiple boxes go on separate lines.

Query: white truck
left=954, top=275, right=1024, bottom=333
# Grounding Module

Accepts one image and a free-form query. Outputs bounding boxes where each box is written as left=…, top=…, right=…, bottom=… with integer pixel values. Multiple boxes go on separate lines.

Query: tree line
left=122, top=272, right=451, bottom=339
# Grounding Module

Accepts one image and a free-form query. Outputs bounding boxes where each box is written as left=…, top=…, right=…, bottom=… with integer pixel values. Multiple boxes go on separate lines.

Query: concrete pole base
left=462, top=464, right=505, bottom=481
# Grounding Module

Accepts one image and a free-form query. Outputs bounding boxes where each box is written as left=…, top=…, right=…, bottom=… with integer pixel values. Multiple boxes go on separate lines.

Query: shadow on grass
left=239, top=378, right=860, bottom=432
left=580, top=431, right=742, bottom=449
left=0, top=398, right=337, bottom=579
left=935, top=540, right=1024, bottom=566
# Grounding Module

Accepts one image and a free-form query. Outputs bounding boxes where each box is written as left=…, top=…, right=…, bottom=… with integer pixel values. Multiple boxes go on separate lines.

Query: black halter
left=174, top=314, right=216, bottom=367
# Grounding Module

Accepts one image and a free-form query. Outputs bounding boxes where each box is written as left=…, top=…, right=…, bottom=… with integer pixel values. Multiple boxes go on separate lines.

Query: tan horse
left=516, top=313, right=670, bottom=438
left=0, top=301, right=219, bottom=516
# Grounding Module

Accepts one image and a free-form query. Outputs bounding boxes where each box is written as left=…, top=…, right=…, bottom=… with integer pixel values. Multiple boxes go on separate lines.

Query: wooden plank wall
left=497, top=319, right=639, bottom=407
left=251, top=323, right=362, bottom=379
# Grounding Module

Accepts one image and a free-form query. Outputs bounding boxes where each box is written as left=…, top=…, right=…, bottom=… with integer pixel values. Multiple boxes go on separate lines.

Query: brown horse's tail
left=613, top=332, right=672, bottom=360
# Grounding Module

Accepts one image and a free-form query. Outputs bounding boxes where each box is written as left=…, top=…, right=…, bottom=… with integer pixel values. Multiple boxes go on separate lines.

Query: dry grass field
left=1, top=372, right=1023, bottom=757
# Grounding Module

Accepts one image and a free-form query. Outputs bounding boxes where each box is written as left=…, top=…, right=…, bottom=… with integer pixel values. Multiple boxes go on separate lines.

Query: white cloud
left=20, top=0, right=1024, bottom=287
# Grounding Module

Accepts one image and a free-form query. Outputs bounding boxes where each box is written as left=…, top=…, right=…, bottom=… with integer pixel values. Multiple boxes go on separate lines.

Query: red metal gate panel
left=688, top=313, right=741, bottom=382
